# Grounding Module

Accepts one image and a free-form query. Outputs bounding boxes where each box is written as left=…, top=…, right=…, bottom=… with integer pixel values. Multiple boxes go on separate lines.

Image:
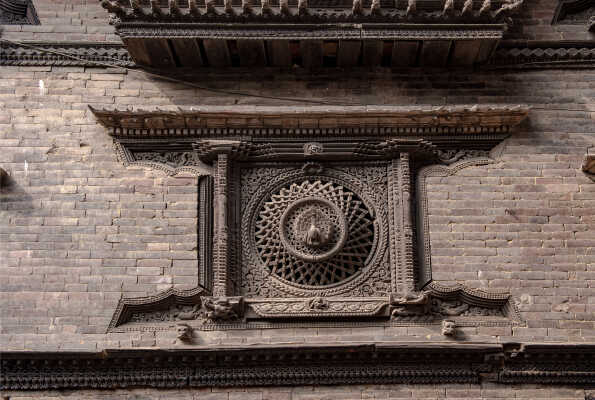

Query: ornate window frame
left=91, top=105, right=528, bottom=333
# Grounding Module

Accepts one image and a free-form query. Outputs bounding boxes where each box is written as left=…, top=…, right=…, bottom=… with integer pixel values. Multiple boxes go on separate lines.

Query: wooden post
left=213, top=153, right=230, bottom=296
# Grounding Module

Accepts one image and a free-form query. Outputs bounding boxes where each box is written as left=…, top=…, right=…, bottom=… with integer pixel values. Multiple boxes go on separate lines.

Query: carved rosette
left=257, top=181, right=373, bottom=286
left=243, top=167, right=388, bottom=297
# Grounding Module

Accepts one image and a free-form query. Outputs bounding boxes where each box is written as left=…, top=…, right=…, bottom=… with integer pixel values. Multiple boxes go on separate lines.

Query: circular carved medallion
left=279, top=197, right=347, bottom=262
left=254, top=178, right=375, bottom=287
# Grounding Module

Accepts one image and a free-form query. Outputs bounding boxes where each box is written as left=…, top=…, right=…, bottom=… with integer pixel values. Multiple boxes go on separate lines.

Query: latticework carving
left=241, top=165, right=389, bottom=297
left=255, top=180, right=374, bottom=287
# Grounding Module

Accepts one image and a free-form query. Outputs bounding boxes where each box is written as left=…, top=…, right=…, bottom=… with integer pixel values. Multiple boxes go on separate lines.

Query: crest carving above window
left=91, top=105, right=529, bottom=333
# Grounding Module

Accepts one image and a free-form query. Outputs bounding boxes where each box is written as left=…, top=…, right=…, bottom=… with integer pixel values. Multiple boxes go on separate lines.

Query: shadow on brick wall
left=0, top=172, right=35, bottom=215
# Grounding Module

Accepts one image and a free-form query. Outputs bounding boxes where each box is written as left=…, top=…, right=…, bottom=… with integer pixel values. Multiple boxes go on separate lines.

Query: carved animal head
left=441, top=320, right=456, bottom=336
left=176, top=323, right=193, bottom=342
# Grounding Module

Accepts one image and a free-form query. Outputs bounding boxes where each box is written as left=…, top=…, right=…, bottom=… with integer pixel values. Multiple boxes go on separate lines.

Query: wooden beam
left=419, top=40, right=451, bottom=67
left=300, top=40, right=323, bottom=68
left=338, top=40, right=361, bottom=67
left=170, top=38, right=204, bottom=68
left=391, top=41, right=419, bottom=68
left=143, top=39, right=175, bottom=69
left=450, top=40, right=481, bottom=66
left=476, top=39, right=499, bottom=64
left=237, top=39, right=267, bottom=67
left=203, top=39, right=232, bottom=67
left=267, top=40, right=292, bottom=67
left=122, top=38, right=151, bottom=67
left=362, top=40, right=383, bottom=66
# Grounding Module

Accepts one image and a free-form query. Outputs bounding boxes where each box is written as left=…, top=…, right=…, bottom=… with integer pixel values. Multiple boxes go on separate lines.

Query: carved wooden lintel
left=91, top=105, right=528, bottom=141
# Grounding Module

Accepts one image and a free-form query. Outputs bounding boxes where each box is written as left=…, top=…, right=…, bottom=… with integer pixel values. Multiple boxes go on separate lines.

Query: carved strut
left=370, top=0, right=381, bottom=14
left=205, top=0, right=217, bottom=14
left=461, top=0, right=473, bottom=16
left=224, top=0, right=234, bottom=14
left=169, top=0, right=181, bottom=16
left=352, top=0, right=363, bottom=15
left=442, top=0, right=454, bottom=16
left=242, top=0, right=253, bottom=14
left=150, top=0, right=163, bottom=16
left=188, top=0, right=201, bottom=16
left=298, top=0, right=308, bottom=15
left=478, top=0, right=491, bottom=16
left=279, top=0, right=290, bottom=15
left=493, top=0, right=523, bottom=18
left=406, top=0, right=416, bottom=16
left=261, top=0, right=272, bottom=15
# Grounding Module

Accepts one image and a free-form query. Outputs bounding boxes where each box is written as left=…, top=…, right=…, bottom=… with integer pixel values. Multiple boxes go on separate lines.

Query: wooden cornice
left=99, top=0, right=527, bottom=69
left=2, top=343, right=594, bottom=389
left=102, top=0, right=523, bottom=24
left=90, top=105, right=529, bottom=139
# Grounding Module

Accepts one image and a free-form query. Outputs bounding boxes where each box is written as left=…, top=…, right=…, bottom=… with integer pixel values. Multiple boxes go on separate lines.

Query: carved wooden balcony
left=101, top=0, right=525, bottom=69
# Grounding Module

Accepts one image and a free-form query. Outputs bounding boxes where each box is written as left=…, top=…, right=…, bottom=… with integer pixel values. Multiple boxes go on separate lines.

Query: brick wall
left=1, top=0, right=118, bottom=42
left=0, top=0, right=594, bottom=398
left=1, top=66, right=594, bottom=350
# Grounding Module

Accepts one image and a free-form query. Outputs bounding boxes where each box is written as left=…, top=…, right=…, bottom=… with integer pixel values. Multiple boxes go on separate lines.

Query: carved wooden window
left=92, top=106, right=528, bottom=333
